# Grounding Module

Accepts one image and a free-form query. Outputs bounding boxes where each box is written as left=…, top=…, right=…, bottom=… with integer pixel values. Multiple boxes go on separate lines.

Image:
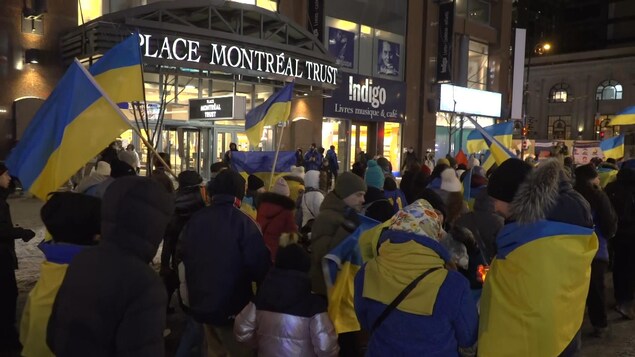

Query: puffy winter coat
left=574, top=182, right=617, bottom=261
left=257, top=193, right=298, bottom=261
left=47, top=177, right=174, bottom=357
left=181, top=194, right=271, bottom=326
left=234, top=268, right=339, bottom=357
left=455, top=189, right=504, bottom=262
left=301, top=171, right=324, bottom=227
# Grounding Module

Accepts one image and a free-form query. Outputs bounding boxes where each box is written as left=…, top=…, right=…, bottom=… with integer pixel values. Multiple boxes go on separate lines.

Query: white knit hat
left=94, top=161, right=111, bottom=176
left=272, top=177, right=290, bottom=197
left=440, top=168, right=462, bottom=192
left=290, top=165, right=305, bottom=180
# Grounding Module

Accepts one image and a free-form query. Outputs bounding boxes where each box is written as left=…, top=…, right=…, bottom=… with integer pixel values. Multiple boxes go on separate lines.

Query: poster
left=573, top=141, right=602, bottom=165
left=377, top=39, right=400, bottom=76
left=328, top=27, right=355, bottom=69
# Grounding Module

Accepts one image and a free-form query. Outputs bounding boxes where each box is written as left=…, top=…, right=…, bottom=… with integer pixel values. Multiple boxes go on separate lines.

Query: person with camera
left=0, top=163, right=36, bottom=353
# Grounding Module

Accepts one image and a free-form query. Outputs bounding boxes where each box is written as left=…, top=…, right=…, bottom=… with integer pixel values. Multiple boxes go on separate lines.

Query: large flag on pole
left=608, top=106, right=635, bottom=126
left=600, top=134, right=625, bottom=160
left=89, top=33, right=144, bottom=103
left=466, top=117, right=516, bottom=165
left=466, top=121, right=513, bottom=154
left=245, top=83, right=294, bottom=145
left=6, top=60, right=132, bottom=200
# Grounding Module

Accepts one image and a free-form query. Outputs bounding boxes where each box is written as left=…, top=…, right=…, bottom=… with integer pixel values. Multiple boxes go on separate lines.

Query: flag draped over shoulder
left=323, top=215, right=380, bottom=333
left=608, top=106, right=635, bottom=126
left=466, top=122, right=513, bottom=154
left=89, top=33, right=144, bottom=103
left=600, top=134, right=625, bottom=160
left=245, top=83, right=294, bottom=145
left=6, top=60, right=131, bottom=200
left=478, top=220, right=598, bottom=357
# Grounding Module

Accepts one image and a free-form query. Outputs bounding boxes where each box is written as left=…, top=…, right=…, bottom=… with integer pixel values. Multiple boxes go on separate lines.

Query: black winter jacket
left=47, top=177, right=174, bottom=357
left=605, top=167, right=635, bottom=238
left=363, top=187, right=394, bottom=223
left=0, top=188, right=34, bottom=269
left=181, top=194, right=271, bottom=326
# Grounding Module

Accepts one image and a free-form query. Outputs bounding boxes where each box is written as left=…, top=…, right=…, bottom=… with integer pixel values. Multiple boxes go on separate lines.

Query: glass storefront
left=383, top=122, right=402, bottom=174
left=435, top=112, right=495, bottom=157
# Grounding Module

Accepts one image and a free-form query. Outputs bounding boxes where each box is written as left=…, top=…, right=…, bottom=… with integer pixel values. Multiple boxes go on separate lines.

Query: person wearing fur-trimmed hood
left=257, top=178, right=298, bottom=262
left=479, top=159, right=596, bottom=357
left=354, top=199, right=478, bottom=356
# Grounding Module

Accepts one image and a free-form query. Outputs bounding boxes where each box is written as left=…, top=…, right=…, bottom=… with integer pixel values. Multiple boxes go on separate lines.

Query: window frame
left=596, top=80, right=623, bottom=101
left=549, top=83, right=570, bottom=103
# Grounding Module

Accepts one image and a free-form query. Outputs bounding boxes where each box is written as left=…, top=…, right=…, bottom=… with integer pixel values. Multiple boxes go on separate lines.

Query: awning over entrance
left=60, top=1, right=339, bottom=91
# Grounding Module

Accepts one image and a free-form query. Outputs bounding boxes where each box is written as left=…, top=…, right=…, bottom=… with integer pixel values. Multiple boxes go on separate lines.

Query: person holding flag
left=479, top=158, right=597, bottom=356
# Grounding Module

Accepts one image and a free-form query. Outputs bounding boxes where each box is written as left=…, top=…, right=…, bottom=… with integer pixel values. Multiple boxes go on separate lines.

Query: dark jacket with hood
left=363, top=186, right=394, bottom=223
left=163, top=184, right=206, bottom=270
left=256, top=192, right=298, bottom=261
left=47, top=177, right=174, bottom=357
left=181, top=170, right=271, bottom=326
left=455, top=189, right=504, bottom=262
left=605, top=167, right=635, bottom=241
left=310, top=192, right=360, bottom=296
left=574, top=181, right=617, bottom=261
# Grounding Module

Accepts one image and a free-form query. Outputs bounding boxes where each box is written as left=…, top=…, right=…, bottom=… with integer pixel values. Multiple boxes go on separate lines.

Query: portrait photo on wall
left=377, top=39, right=400, bottom=76
left=328, top=27, right=355, bottom=69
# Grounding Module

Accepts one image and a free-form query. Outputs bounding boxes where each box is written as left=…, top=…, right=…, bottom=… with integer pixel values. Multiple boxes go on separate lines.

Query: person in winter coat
left=91, top=159, right=137, bottom=199
left=0, top=163, right=36, bottom=352
left=454, top=189, right=503, bottom=263
left=152, top=152, right=175, bottom=194
left=431, top=167, right=468, bottom=228
left=479, top=159, right=596, bottom=357
left=325, top=145, right=340, bottom=189
left=223, top=142, right=238, bottom=166
left=401, top=147, right=420, bottom=174
left=283, top=166, right=306, bottom=204
left=574, top=164, right=617, bottom=336
left=354, top=199, right=478, bottom=356
left=206, top=162, right=230, bottom=202
left=304, top=143, right=323, bottom=172
left=295, top=148, right=305, bottom=167
left=383, top=174, right=407, bottom=213
left=300, top=170, right=324, bottom=228
left=20, top=192, right=101, bottom=357
left=257, top=178, right=298, bottom=261
left=47, top=176, right=174, bottom=356
left=75, top=161, right=111, bottom=195
left=180, top=170, right=271, bottom=357
left=242, top=175, right=265, bottom=220
left=363, top=160, right=394, bottom=222
left=234, top=233, right=339, bottom=357
left=161, top=171, right=206, bottom=312
left=400, top=162, right=421, bottom=204
left=605, top=161, right=635, bottom=320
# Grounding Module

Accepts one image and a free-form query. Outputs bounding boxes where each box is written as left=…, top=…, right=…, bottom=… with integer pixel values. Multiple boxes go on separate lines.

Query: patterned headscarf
left=388, top=199, right=443, bottom=241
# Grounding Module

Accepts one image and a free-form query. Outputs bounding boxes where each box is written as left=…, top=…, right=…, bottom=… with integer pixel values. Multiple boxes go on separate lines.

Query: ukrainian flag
left=245, top=83, right=294, bottom=146
left=479, top=220, right=597, bottom=357
left=467, top=117, right=516, bottom=165
left=89, top=33, right=144, bottom=103
left=323, top=215, right=380, bottom=333
left=230, top=151, right=296, bottom=188
left=480, top=150, right=495, bottom=171
left=466, top=122, right=513, bottom=154
left=608, top=106, right=635, bottom=126
left=600, top=134, right=625, bottom=160
left=6, top=60, right=131, bottom=200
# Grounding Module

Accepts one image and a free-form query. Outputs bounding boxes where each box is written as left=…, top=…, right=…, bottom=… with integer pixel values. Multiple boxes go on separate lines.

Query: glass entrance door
left=213, top=127, right=249, bottom=164
left=349, top=124, right=369, bottom=163
left=160, top=127, right=201, bottom=176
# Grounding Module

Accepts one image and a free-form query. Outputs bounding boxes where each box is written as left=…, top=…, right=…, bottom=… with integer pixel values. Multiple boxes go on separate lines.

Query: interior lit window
left=549, top=83, right=569, bottom=103
left=78, top=0, right=103, bottom=24
left=468, top=40, right=488, bottom=90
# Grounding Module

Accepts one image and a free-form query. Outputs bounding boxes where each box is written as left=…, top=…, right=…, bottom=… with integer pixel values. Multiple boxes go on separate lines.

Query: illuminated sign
left=189, top=96, right=246, bottom=120
left=139, top=34, right=338, bottom=85
left=439, top=84, right=502, bottom=118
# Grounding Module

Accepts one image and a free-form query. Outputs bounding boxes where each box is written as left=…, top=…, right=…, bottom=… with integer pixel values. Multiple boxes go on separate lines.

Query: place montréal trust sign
left=138, top=33, right=338, bottom=86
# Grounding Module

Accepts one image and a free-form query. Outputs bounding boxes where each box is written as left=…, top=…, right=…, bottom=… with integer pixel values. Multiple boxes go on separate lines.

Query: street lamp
left=521, top=41, right=552, bottom=160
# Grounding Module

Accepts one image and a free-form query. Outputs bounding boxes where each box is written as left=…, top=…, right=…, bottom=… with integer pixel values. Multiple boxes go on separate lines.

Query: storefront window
left=322, top=120, right=341, bottom=154
left=78, top=0, right=102, bottom=24
left=383, top=123, right=401, bottom=174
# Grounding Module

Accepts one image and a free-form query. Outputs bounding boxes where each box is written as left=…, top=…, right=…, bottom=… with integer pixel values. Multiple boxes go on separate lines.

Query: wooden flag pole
left=269, top=121, right=287, bottom=190
left=75, top=58, right=178, bottom=180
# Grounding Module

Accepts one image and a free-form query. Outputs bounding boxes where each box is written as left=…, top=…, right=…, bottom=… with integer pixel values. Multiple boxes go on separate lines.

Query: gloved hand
left=21, top=229, right=36, bottom=242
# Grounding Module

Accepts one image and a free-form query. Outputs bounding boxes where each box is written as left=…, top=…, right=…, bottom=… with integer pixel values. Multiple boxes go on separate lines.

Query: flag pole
left=269, top=121, right=287, bottom=190
left=74, top=58, right=177, bottom=179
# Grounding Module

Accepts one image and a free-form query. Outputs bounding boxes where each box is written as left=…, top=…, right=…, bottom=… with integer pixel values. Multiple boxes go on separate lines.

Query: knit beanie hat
left=212, top=169, right=246, bottom=200
left=574, top=164, right=598, bottom=185
left=376, top=157, right=392, bottom=174
left=94, top=161, right=111, bottom=176
left=276, top=241, right=311, bottom=272
left=178, top=170, right=202, bottom=188
left=437, top=158, right=450, bottom=167
left=41, top=192, right=101, bottom=245
left=247, top=175, right=265, bottom=192
left=420, top=164, right=432, bottom=177
left=365, top=160, right=385, bottom=189
left=335, top=172, right=367, bottom=199
left=487, top=159, right=533, bottom=203
left=468, top=157, right=480, bottom=169
left=440, top=168, right=462, bottom=192
left=272, top=177, right=290, bottom=197
left=290, top=165, right=305, bottom=180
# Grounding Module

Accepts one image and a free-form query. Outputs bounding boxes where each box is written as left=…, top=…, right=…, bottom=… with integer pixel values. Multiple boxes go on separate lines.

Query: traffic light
left=600, top=131, right=605, bottom=138
left=522, top=127, right=528, bottom=137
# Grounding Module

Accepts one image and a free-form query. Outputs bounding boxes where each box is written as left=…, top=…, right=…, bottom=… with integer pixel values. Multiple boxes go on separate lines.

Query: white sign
left=439, top=84, right=502, bottom=118
left=348, top=76, right=387, bottom=109
left=138, top=34, right=338, bottom=85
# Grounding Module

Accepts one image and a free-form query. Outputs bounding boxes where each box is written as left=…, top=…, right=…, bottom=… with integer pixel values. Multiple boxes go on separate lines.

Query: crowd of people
left=1, top=140, right=634, bottom=356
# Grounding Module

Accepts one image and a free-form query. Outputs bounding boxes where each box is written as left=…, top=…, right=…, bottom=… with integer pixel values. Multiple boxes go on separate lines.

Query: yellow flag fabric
left=478, top=220, right=598, bottom=357
left=598, top=169, right=618, bottom=188
left=327, top=261, right=362, bottom=333
left=359, top=219, right=392, bottom=262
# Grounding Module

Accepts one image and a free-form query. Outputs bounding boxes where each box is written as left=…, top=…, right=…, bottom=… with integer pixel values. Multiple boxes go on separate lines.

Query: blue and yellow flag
left=600, top=134, right=625, bottom=160
left=6, top=60, right=131, bottom=200
left=230, top=151, right=296, bottom=187
left=480, top=150, right=495, bottom=171
left=608, top=106, right=635, bottom=126
left=478, top=220, right=598, bottom=357
left=245, top=83, right=294, bottom=145
left=89, top=33, right=144, bottom=103
left=323, top=215, right=380, bottom=333
left=467, top=117, right=516, bottom=165
left=466, top=122, right=513, bottom=154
